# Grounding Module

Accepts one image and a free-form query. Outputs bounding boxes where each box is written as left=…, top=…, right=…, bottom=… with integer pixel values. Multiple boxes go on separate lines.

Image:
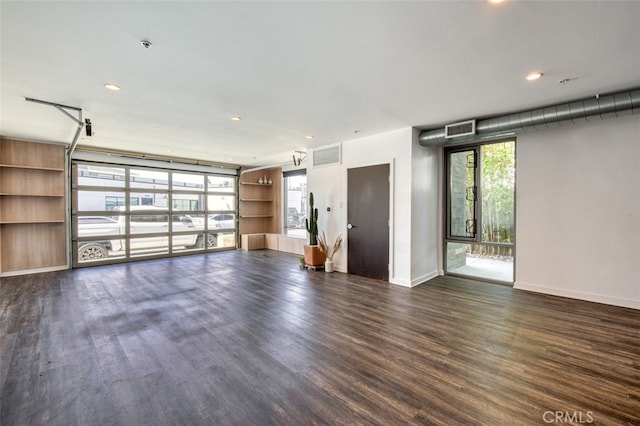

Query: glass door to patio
left=445, top=140, right=515, bottom=283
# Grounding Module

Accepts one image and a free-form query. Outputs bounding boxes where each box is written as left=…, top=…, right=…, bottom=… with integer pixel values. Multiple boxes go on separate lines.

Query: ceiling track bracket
left=24, top=97, right=85, bottom=157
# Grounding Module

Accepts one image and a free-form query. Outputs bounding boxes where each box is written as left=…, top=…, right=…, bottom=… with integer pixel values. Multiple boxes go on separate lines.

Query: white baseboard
left=410, top=270, right=439, bottom=287
left=390, top=270, right=439, bottom=288
left=0, top=264, right=69, bottom=278
left=514, top=281, right=640, bottom=310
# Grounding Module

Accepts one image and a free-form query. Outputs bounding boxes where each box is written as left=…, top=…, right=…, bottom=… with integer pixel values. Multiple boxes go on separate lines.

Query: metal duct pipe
left=418, top=88, right=640, bottom=146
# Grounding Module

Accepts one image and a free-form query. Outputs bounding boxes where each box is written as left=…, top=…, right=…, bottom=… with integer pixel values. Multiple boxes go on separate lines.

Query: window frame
left=282, top=170, right=307, bottom=237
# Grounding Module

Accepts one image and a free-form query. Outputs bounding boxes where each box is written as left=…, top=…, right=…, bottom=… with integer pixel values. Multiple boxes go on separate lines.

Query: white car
left=77, top=206, right=216, bottom=261
left=208, top=214, right=235, bottom=229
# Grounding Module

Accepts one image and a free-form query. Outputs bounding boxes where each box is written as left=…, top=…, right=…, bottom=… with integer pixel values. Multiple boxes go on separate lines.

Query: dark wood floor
left=1, top=250, right=639, bottom=425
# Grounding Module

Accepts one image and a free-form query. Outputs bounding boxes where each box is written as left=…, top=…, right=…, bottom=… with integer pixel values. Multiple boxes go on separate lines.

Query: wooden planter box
left=304, top=245, right=326, bottom=267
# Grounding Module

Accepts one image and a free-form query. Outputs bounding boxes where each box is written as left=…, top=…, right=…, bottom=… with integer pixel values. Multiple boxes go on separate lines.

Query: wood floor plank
left=1, top=250, right=639, bottom=425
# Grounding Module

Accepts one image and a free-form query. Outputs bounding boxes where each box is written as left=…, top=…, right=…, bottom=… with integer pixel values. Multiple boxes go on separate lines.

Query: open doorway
left=445, top=140, right=515, bottom=283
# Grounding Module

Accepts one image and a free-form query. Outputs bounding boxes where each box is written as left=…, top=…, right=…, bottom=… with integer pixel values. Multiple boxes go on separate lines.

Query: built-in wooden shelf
left=240, top=182, right=273, bottom=186
left=0, top=164, right=65, bottom=172
left=1, top=220, right=65, bottom=224
left=1, top=138, right=68, bottom=276
left=0, top=193, right=64, bottom=197
left=238, top=168, right=281, bottom=240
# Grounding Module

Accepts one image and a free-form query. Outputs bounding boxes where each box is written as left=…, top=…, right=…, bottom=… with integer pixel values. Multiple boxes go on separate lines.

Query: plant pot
left=324, top=260, right=334, bottom=273
left=304, top=245, right=326, bottom=267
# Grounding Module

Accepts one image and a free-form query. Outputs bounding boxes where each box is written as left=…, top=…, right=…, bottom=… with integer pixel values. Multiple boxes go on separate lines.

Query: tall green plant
left=305, top=192, right=319, bottom=245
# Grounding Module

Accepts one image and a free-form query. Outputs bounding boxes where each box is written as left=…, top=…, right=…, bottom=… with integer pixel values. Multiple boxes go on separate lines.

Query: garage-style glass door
left=445, top=140, right=515, bottom=283
left=72, top=161, right=238, bottom=266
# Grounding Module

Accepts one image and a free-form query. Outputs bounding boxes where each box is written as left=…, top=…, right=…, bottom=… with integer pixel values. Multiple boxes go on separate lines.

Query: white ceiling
left=1, top=1, right=639, bottom=167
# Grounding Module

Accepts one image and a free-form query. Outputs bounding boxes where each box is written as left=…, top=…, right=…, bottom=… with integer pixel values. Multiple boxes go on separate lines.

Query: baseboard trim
left=514, top=281, right=640, bottom=310
left=0, top=264, right=70, bottom=278
left=390, top=270, right=439, bottom=288
left=410, top=271, right=439, bottom=287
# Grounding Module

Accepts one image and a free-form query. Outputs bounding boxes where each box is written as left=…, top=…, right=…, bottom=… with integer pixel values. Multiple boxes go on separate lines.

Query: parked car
left=77, top=206, right=216, bottom=261
left=208, top=214, right=235, bottom=229
left=287, top=208, right=305, bottom=228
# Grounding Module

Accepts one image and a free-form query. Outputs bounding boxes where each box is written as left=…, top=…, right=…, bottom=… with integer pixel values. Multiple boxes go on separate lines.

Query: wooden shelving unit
left=238, top=168, right=281, bottom=239
left=0, top=138, right=68, bottom=276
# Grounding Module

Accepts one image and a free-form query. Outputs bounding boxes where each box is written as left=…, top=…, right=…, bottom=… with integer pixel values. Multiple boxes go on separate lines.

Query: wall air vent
left=445, top=120, right=476, bottom=139
left=312, top=144, right=341, bottom=168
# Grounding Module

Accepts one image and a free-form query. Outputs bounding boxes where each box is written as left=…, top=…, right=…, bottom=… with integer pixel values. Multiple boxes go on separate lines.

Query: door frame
left=345, top=160, right=394, bottom=281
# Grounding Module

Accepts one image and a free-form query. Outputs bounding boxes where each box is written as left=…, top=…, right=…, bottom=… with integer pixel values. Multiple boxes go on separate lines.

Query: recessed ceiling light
left=231, top=116, right=241, bottom=121
left=104, top=83, right=120, bottom=91
left=526, top=72, right=543, bottom=81
left=305, top=135, right=314, bottom=139
left=488, top=0, right=505, bottom=4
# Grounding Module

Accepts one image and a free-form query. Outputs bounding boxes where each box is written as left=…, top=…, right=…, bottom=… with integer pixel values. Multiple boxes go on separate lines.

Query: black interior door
left=347, top=164, right=390, bottom=280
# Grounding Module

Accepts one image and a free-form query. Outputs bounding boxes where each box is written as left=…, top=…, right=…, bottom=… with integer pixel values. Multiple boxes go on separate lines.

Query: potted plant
left=318, top=231, right=343, bottom=273
left=303, top=192, right=326, bottom=268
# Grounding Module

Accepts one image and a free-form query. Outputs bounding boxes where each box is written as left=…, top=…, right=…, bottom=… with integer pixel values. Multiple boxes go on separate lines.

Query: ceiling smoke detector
left=558, top=77, right=578, bottom=85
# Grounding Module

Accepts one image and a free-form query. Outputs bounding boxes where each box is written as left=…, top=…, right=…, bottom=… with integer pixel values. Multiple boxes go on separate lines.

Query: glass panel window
left=76, top=164, right=125, bottom=188
left=129, top=214, right=169, bottom=235
left=105, top=196, right=126, bottom=210
left=480, top=142, right=515, bottom=245
left=448, top=149, right=476, bottom=239
left=78, top=190, right=127, bottom=212
left=182, top=213, right=205, bottom=231
left=77, top=215, right=122, bottom=237
left=129, top=236, right=169, bottom=257
left=130, top=169, right=169, bottom=189
left=77, top=240, right=125, bottom=263
left=215, top=232, right=236, bottom=248
left=446, top=242, right=513, bottom=282
left=171, top=213, right=197, bottom=233
left=172, top=195, right=204, bottom=211
left=173, top=173, right=205, bottom=192
left=208, top=213, right=235, bottom=230
left=284, top=174, right=307, bottom=237
left=172, top=234, right=203, bottom=253
left=207, top=194, right=235, bottom=211
left=208, top=176, right=235, bottom=193
left=129, top=192, right=169, bottom=209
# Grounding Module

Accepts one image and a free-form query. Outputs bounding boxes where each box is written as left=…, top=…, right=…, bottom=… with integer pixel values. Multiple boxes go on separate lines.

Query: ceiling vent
left=312, top=144, right=341, bottom=168
left=445, top=120, right=476, bottom=139
left=420, top=88, right=640, bottom=146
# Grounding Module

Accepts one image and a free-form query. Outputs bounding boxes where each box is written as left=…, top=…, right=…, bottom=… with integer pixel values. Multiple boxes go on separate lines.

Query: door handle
left=347, top=223, right=356, bottom=230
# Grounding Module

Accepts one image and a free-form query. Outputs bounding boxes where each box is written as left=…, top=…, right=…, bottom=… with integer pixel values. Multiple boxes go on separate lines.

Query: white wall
left=410, top=128, right=440, bottom=286
left=307, top=127, right=439, bottom=286
left=515, top=114, right=640, bottom=309
left=307, top=114, right=639, bottom=308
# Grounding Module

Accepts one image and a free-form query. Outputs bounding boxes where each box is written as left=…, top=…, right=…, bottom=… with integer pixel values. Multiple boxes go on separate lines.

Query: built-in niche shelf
left=238, top=168, right=281, bottom=240
left=0, top=163, right=65, bottom=172
left=240, top=182, right=273, bottom=186
left=0, top=138, right=68, bottom=276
